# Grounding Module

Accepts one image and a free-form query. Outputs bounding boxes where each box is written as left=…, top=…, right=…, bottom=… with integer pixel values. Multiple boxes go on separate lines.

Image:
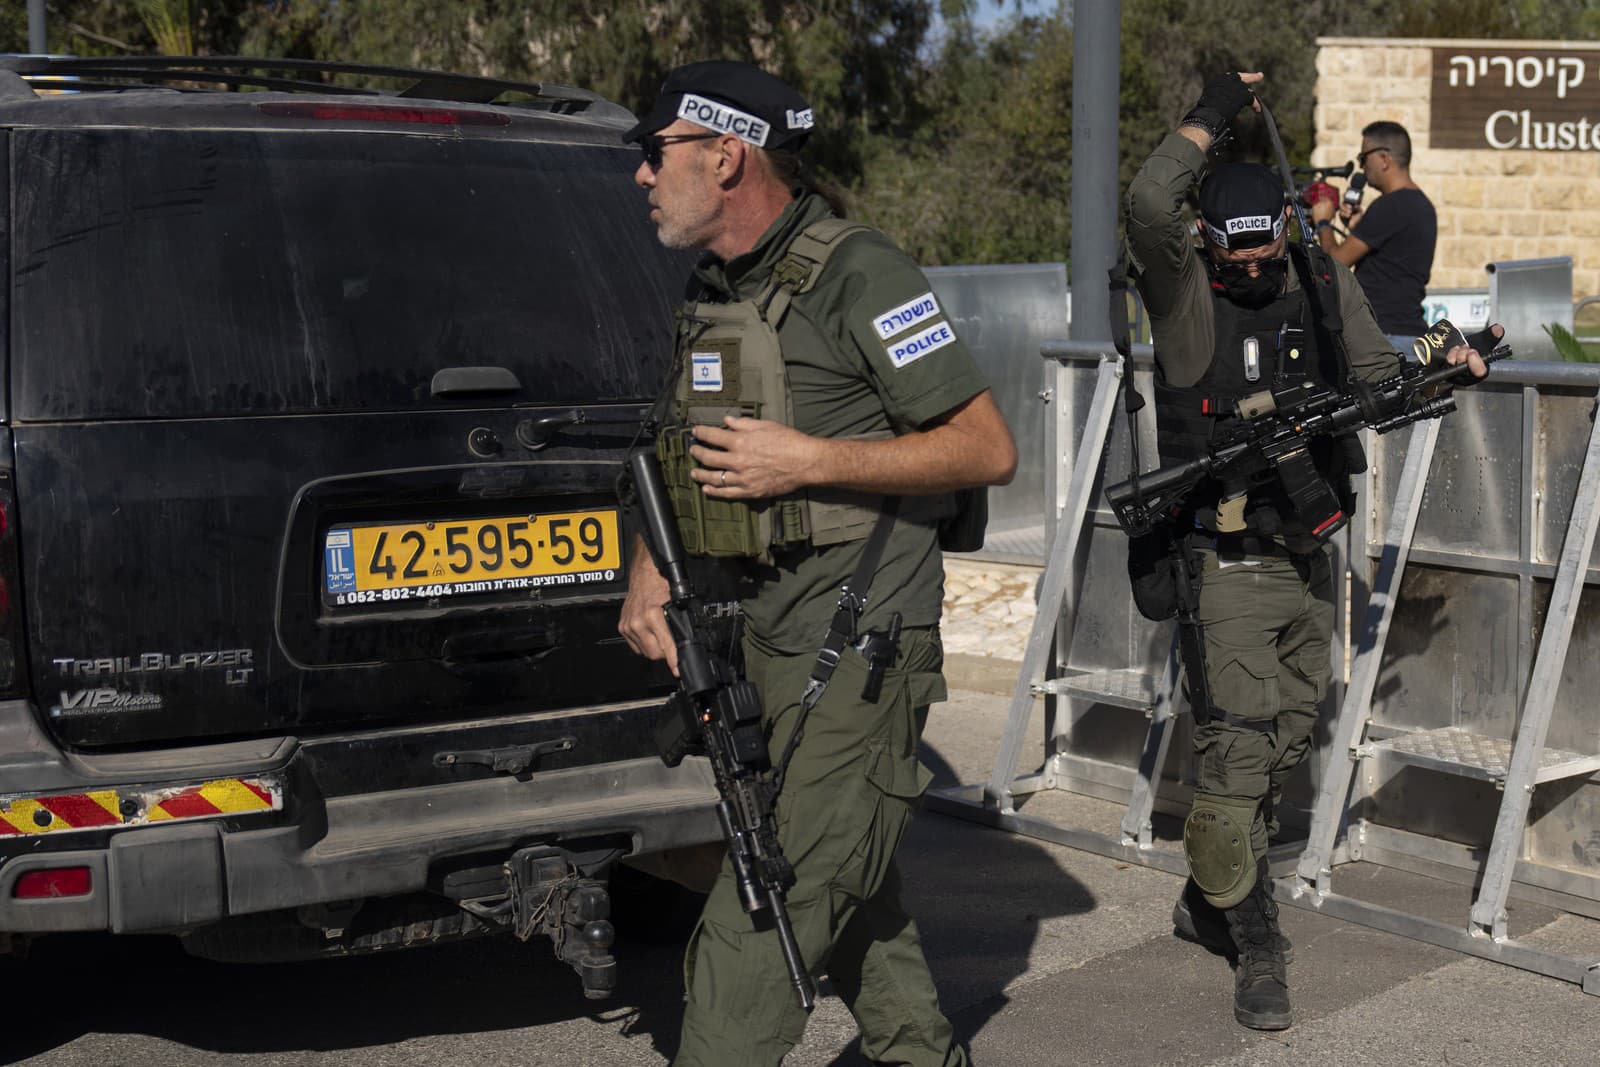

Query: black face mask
left=1212, top=256, right=1288, bottom=308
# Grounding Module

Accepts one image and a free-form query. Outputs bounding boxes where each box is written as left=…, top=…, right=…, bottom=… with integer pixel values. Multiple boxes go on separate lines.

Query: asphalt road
left=7, top=681, right=1600, bottom=1066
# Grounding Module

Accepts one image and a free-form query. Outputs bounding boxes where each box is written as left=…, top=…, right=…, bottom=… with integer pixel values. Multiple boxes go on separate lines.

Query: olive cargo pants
left=675, top=627, right=967, bottom=1067
left=1192, top=547, right=1335, bottom=856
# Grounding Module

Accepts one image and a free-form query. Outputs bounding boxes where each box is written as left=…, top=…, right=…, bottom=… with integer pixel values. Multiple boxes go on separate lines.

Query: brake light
left=14, top=867, right=92, bottom=899
left=255, top=101, right=511, bottom=127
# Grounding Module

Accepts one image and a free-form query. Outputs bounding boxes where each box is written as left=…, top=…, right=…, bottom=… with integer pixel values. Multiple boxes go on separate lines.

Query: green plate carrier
left=659, top=218, right=895, bottom=562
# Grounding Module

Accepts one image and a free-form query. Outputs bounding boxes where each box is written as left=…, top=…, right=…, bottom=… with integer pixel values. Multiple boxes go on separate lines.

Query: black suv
left=0, top=56, right=716, bottom=994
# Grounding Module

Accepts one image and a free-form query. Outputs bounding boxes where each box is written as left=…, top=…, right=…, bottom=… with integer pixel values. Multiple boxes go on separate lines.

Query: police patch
left=872, top=291, right=942, bottom=341
left=1228, top=214, right=1274, bottom=235
left=885, top=319, right=957, bottom=369
left=677, top=93, right=770, bottom=147
left=1205, top=213, right=1285, bottom=250
left=691, top=352, right=724, bottom=392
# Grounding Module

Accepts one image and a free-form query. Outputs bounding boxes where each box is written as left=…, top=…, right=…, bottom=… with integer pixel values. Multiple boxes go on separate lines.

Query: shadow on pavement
left=821, top=740, right=1099, bottom=1066
left=4, top=739, right=1096, bottom=1067
left=1, top=920, right=689, bottom=1065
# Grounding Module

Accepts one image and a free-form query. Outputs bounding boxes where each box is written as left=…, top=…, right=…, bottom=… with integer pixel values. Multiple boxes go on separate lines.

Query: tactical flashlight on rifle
left=624, top=450, right=817, bottom=1013
left=1105, top=322, right=1511, bottom=542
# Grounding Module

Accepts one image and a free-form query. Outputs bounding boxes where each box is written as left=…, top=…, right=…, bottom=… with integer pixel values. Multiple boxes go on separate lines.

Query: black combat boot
left=1174, top=877, right=1294, bottom=962
left=1222, top=862, right=1291, bottom=1030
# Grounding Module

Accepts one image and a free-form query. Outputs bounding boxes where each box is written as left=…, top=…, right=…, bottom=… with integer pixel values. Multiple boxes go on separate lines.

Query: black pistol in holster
left=622, top=449, right=817, bottom=1013
left=857, top=612, right=903, bottom=703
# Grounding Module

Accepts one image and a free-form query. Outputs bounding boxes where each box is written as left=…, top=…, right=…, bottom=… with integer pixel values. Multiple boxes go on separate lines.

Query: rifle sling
left=800, top=497, right=902, bottom=713
left=772, top=500, right=900, bottom=792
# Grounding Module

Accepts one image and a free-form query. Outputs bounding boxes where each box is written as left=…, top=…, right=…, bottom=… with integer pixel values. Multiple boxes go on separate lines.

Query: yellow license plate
left=323, top=509, right=622, bottom=606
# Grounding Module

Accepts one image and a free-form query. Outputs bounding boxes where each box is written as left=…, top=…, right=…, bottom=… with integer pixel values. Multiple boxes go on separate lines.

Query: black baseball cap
left=1198, top=163, right=1287, bottom=250
left=623, top=60, right=814, bottom=152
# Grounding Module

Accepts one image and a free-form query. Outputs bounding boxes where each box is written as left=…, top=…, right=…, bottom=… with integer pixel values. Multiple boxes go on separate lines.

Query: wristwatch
left=1314, top=219, right=1333, bottom=232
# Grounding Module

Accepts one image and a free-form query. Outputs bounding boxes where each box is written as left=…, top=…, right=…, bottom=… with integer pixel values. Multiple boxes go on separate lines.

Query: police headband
left=624, top=60, right=815, bottom=152
left=1202, top=212, right=1286, bottom=250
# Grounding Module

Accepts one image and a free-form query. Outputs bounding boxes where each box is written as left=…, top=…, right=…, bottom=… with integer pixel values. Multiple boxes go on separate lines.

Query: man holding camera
left=1124, top=72, right=1487, bottom=1031
left=618, top=60, right=1015, bottom=1066
left=1312, top=121, right=1438, bottom=354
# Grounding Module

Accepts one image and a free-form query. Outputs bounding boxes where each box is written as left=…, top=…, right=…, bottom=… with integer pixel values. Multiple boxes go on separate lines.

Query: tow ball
left=463, top=845, right=617, bottom=998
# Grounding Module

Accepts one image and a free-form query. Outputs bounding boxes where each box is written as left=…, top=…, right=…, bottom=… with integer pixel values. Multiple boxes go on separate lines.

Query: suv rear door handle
left=430, top=366, right=523, bottom=398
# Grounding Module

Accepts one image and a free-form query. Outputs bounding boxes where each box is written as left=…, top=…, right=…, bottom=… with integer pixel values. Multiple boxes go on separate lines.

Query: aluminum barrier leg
left=1118, top=640, right=1183, bottom=847
left=1294, top=418, right=1441, bottom=897
left=1469, top=398, right=1600, bottom=941
left=981, top=355, right=1123, bottom=813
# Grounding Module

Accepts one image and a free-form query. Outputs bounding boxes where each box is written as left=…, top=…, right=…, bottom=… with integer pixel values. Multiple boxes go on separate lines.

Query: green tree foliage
left=853, top=8, right=1072, bottom=263
left=228, top=1, right=956, bottom=187
left=138, top=0, right=195, bottom=56
left=7, top=1, right=1600, bottom=264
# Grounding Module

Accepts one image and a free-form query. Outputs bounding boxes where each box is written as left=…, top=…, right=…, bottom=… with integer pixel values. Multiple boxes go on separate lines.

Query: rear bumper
left=0, top=700, right=721, bottom=935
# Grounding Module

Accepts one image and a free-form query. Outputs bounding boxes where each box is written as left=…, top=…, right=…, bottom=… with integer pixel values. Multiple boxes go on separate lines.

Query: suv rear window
left=11, top=127, right=681, bottom=421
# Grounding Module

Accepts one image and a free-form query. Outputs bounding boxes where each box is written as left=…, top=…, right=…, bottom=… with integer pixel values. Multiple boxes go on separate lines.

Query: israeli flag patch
left=885, top=320, right=957, bottom=369
left=691, top=352, right=724, bottom=392
left=872, top=291, right=942, bottom=341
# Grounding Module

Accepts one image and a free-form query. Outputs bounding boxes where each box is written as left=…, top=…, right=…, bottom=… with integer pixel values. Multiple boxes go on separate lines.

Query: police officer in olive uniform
left=618, top=61, right=1017, bottom=1066
left=1125, top=72, right=1489, bottom=1031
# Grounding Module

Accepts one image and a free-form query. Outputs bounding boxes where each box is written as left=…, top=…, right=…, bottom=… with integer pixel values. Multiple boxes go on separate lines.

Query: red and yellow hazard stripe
left=0, top=777, right=280, bottom=837
left=0, top=791, right=121, bottom=835
left=148, top=778, right=274, bottom=822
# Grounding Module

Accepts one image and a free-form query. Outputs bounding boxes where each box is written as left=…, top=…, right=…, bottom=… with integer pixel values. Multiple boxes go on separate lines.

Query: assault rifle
left=1105, top=324, right=1511, bottom=542
left=624, top=450, right=817, bottom=1013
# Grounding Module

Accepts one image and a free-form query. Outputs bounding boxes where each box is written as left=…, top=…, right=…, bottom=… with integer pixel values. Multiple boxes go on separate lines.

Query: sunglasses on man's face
left=640, top=132, right=721, bottom=169
left=1356, top=146, right=1390, bottom=168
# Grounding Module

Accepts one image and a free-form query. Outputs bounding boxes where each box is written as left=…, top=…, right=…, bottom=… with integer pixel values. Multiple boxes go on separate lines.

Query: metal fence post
left=983, top=354, right=1123, bottom=812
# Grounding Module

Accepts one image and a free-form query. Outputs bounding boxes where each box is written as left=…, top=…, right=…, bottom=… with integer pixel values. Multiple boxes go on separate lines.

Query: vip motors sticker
left=691, top=352, right=725, bottom=392
left=872, top=291, right=942, bottom=341
left=52, top=689, right=165, bottom=717
left=885, top=320, right=957, bottom=368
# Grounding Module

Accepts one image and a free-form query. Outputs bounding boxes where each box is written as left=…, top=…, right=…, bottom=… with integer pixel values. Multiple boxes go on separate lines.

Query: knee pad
left=1183, top=796, right=1259, bottom=909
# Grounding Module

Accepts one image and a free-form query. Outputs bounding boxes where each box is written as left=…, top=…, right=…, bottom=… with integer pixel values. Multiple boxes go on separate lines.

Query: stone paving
left=941, top=557, right=1041, bottom=660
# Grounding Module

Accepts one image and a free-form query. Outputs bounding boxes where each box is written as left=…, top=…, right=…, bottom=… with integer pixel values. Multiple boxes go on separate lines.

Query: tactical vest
left=1153, top=250, right=1355, bottom=540
left=657, top=218, right=897, bottom=561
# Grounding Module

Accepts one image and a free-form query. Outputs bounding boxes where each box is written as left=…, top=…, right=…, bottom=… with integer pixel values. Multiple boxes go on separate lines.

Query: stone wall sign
left=1431, top=47, right=1600, bottom=151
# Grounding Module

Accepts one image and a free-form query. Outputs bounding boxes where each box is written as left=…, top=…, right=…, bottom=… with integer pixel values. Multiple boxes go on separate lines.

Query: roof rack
left=0, top=55, right=616, bottom=115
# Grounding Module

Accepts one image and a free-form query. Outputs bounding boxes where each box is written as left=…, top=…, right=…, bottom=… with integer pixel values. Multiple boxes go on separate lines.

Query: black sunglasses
left=1356, top=146, right=1390, bottom=168
left=640, top=131, right=721, bottom=169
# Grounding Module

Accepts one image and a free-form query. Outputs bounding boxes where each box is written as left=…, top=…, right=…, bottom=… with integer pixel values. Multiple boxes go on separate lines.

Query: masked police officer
left=1125, top=71, right=1491, bottom=1030
left=618, top=61, right=1016, bottom=1066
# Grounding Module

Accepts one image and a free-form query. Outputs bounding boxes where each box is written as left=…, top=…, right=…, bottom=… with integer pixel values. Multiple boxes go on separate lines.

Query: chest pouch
left=658, top=299, right=795, bottom=559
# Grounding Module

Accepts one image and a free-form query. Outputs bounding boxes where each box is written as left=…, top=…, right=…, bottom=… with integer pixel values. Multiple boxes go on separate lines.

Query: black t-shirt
left=1351, top=186, right=1436, bottom=336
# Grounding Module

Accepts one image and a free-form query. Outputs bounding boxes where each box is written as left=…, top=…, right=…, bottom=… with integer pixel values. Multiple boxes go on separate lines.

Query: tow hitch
left=459, top=845, right=617, bottom=999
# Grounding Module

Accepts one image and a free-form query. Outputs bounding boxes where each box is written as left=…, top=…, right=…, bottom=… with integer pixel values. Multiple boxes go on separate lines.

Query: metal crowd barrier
left=928, top=341, right=1600, bottom=995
